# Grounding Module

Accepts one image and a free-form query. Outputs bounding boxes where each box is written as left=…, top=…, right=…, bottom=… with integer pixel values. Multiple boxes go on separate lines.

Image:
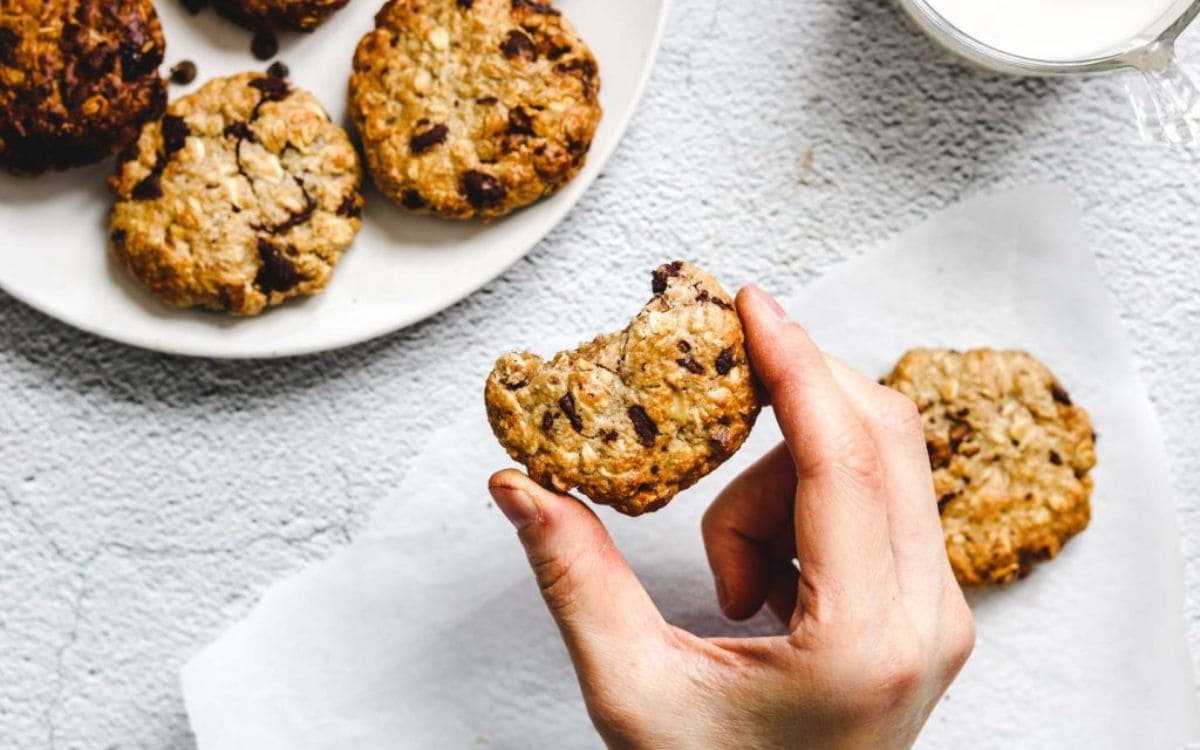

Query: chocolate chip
left=1050, top=382, right=1072, bottom=406
left=541, top=411, right=554, bottom=431
left=169, top=60, right=197, bottom=85
left=461, top=170, right=506, bottom=209
left=926, top=440, right=951, bottom=470
left=715, top=348, right=735, bottom=376
left=254, top=239, right=304, bottom=293
left=627, top=406, right=658, bottom=448
left=267, top=60, right=289, bottom=79
left=507, top=107, right=535, bottom=136
left=546, top=40, right=572, bottom=60
left=1049, top=450, right=1063, bottom=466
left=512, top=0, right=560, bottom=14
left=559, top=392, right=582, bottom=432
left=336, top=193, right=363, bottom=218
left=677, top=340, right=691, bottom=353
left=500, top=29, right=537, bottom=60
left=160, top=115, right=189, bottom=154
left=955, top=407, right=970, bottom=418
left=601, top=429, right=617, bottom=443
left=937, top=492, right=956, bottom=511
left=131, top=173, right=162, bottom=201
left=249, top=75, right=289, bottom=102
left=224, top=121, right=253, bottom=141
left=711, top=297, right=732, bottom=310
left=109, top=228, right=127, bottom=248
left=410, top=123, right=449, bottom=154
left=477, top=96, right=498, bottom=105
left=677, top=358, right=704, bottom=375
left=265, top=186, right=316, bottom=235
left=457, top=0, right=473, bottom=7
left=651, top=261, right=683, bottom=294
left=120, top=31, right=162, bottom=81
left=948, top=422, right=971, bottom=453
left=251, top=31, right=279, bottom=61
left=503, top=377, right=529, bottom=391
left=401, top=189, right=428, bottom=210
left=181, top=0, right=209, bottom=14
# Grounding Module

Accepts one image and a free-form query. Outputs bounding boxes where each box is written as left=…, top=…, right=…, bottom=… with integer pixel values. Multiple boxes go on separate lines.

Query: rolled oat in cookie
left=349, top=0, right=602, bottom=220
left=107, top=72, right=363, bottom=316
left=0, top=0, right=167, bottom=175
left=882, top=348, right=1097, bottom=587
left=485, top=262, right=761, bottom=516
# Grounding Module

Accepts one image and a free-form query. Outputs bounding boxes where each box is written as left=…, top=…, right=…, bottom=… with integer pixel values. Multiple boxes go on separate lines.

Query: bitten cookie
left=108, top=71, right=364, bottom=316
left=212, top=0, right=352, bottom=31
left=486, top=262, right=760, bottom=516
left=882, top=348, right=1097, bottom=587
left=0, top=0, right=166, bottom=175
left=349, top=0, right=601, bottom=220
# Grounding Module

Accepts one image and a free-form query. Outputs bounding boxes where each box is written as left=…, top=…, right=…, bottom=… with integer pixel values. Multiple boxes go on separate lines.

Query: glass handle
left=1124, top=41, right=1200, bottom=144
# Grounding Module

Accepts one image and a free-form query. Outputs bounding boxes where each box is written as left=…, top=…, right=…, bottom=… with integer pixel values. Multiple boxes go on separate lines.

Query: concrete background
left=2, top=0, right=1198, bottom=747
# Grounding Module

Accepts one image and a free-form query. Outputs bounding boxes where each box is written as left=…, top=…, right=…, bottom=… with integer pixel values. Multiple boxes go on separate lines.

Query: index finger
left=736, top=287, right=895, bottom=604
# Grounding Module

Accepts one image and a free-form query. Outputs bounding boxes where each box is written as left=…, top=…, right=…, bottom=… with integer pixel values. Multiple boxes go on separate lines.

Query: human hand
left=487, top=286, right=975, bottom=750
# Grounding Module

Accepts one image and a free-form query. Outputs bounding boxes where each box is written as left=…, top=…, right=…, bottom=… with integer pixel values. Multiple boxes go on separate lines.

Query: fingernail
left=489, top=482, right=541, bottom=530
left=748, top=286, right=787, bottom=320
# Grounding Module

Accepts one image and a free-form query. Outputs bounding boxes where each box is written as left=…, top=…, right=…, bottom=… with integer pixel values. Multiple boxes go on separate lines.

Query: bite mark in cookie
left=107, top=72, right=364, bottom=316
left=882, top=348, right=1097, bottom=586
left=349, top=0, right=602, bottom=219
left=485, top=262, right=760, bottom=516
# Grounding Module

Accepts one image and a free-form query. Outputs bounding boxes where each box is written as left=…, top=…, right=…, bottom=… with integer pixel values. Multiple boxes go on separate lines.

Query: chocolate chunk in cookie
left=211, top=0, right=353, bottom=32
left=485, top=262, right=760, bottom=516
left=349, top=0, right=602, bottom=220
left=107, top=72, right=364, bottom=316
left=0, top=0, right=167, bottom=175
left=882, top=348, right=1097, bottom=586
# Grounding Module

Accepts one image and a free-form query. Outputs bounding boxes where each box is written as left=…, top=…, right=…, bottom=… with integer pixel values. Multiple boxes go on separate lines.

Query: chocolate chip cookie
left=486, top=262, right=760, bottom=516
left=212, top=0, right=352, bottom=31
left=0, top=0, right=166, bottom=175
left=349, top=0, right=601, bottom=220
left=108, top=71, right=364, bottom=316
left=882, top=348, right=1097, bottom=587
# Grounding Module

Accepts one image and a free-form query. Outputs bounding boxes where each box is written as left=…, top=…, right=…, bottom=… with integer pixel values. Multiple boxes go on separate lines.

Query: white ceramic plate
left=0, top=0, right=669, bottom=358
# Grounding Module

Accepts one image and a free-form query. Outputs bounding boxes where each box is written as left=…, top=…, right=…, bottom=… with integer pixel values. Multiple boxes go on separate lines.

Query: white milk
left=923, top=0, right=1190, bottom=61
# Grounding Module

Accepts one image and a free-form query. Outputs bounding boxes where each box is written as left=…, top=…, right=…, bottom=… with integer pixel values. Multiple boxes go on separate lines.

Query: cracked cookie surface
left=349, top=0, right=601, bottom=220
left=882, top=348, right=1097, bottom=587
left=212, top=0, right=353, bottom=31
left=107, top=71, right=363, bottom=316
left=0, top=0, right=166, bottom=175
left=486, top=262, right=760, bottom=516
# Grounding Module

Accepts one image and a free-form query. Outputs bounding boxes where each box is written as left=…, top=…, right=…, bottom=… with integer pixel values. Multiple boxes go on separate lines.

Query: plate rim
left=0, top=0, right=673, bottom=360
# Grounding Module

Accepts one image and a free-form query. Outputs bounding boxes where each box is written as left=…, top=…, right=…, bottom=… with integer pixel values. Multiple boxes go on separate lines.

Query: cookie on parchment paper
left=486, top=262, right=760, bottom=516
left=108, top=71, right=364, bottom=316
left=882, top=348, right=1097, bottom=587
left=0, top=0, right=167, bottom=175
left=349, top=0, right=602, bottom=220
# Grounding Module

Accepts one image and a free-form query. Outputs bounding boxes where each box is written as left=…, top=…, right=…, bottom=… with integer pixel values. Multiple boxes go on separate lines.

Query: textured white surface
left=1, top=0, right=1199, bottom=747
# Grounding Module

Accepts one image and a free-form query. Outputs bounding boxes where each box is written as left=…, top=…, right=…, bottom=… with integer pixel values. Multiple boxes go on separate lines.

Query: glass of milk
left=897, top=0, right=1200, bottom=143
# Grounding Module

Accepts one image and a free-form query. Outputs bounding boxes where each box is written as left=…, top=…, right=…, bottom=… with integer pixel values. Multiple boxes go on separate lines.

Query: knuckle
left=942, top=599, right=976, bottom=675
left=530, top=549, right=586, bottom=618
left=876, top=387, right=923, bottom=434
left=843, top=629, right=929, bottom=716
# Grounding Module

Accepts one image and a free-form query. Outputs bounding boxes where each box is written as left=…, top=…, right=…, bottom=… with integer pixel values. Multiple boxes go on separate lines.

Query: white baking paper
left=182, top=186, right=1200, bottom=749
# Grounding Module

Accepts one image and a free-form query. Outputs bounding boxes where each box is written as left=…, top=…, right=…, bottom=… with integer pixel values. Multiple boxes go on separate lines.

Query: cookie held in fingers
left=349, top=0, right=602, bottom=220
left=0, top=0, right=167, bottom=175
left=882, top=348, right=1097, bottom=587
left=107, top=71, right=364, bottom=316
left=211, top=0, right=352, bottom=31
left=485, top=262, right=761, bottom=516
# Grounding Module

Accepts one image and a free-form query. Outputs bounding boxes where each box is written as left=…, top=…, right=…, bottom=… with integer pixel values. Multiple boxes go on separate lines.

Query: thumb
left=488, top=469, right=665, bottom=677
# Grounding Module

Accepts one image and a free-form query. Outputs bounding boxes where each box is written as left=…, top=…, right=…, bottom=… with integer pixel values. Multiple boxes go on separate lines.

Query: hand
left=487, top=286, right=975, bottom=750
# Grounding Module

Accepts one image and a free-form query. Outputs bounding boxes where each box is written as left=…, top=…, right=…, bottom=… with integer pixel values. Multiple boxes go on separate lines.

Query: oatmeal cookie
left=486, top=262, right=760, bottom=516
left=107, top=71, right=364, bottom=316
left=349, top=0, right=601, bottom=220
left=0, top=0, right=166, bottom=175
left=212, top=0, right=352, bottom=31
left=882, top=348, right=1097, bottom=586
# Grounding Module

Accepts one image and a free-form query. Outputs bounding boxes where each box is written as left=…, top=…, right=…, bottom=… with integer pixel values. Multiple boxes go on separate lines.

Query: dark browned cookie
left=0, top=0, right=167, bottom=175
left=212, top=0, right=352, bottom=31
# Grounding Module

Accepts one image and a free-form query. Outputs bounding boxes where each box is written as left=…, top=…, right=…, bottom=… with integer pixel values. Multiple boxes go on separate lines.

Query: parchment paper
left=182, top=187, right=1200, bottom=749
